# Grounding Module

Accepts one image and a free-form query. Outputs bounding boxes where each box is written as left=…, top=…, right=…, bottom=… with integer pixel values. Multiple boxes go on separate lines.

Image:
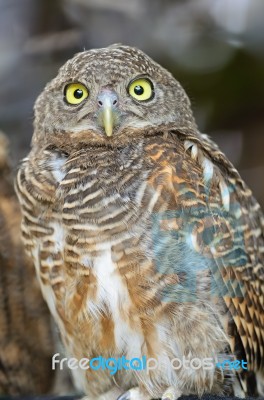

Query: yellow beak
left=97, top=88, right=119, bottom=137
left=102, top=100, right=114, bottom=137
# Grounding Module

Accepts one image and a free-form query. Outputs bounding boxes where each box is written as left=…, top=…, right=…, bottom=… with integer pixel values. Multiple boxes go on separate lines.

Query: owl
left=0, top=132, right=55, bottom=395
left=15, top=45, right=264, bottom=399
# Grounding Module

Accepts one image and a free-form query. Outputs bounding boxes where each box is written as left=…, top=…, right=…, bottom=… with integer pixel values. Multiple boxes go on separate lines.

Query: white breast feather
left=87, top=246, right=144, bottom=357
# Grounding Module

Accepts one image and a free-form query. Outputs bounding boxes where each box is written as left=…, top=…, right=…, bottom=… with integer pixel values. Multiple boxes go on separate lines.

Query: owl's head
left=33, top=44, right=196, bottom=148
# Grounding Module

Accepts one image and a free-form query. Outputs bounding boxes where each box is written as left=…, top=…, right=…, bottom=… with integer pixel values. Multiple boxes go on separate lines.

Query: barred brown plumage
left=0, top=132, right=55, bottom=395
left=15, top=45, right=264, bottom=399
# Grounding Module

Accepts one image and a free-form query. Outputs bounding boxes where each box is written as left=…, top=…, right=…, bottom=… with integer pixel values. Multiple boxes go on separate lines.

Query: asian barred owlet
left=15, top=45, right=264, bottom=399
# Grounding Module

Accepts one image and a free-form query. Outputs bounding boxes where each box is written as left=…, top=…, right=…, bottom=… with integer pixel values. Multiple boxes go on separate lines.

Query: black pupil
left=74, top=89, right=83, bottom=99
left=134, top=85, right=144, bottom=95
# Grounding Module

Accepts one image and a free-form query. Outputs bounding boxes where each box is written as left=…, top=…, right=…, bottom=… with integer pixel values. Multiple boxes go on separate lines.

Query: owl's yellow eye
left=128, top=78, right=153, bottom=101
left=65, top=83, right=88, bottom=105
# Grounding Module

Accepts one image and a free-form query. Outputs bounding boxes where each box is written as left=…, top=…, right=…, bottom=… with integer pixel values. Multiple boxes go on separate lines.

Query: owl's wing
left=184, top=131, right=264, bottom=371
left=148, top=129, right=264, bottom=382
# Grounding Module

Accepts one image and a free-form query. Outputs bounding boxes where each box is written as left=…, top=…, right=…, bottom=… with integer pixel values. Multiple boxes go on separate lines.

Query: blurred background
left=0, top=0, right=264, bottom=206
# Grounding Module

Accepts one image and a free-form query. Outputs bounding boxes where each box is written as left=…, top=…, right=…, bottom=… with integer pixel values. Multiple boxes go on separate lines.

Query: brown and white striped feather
left=0, top=133, right=54, bottom=395
left=16, top=127, right=264, bottom=397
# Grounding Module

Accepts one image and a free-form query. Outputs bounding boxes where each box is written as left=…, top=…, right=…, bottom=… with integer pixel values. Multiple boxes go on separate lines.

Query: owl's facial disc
left=34, top=45, right=198, bottom=146
left=97, top=89, right=119, bottom=137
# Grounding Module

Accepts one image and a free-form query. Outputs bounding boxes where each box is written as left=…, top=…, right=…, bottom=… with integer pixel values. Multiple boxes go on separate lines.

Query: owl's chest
left=33, top=154, right=162, bottom=353
left=51, top=153, right=159, bottom=244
